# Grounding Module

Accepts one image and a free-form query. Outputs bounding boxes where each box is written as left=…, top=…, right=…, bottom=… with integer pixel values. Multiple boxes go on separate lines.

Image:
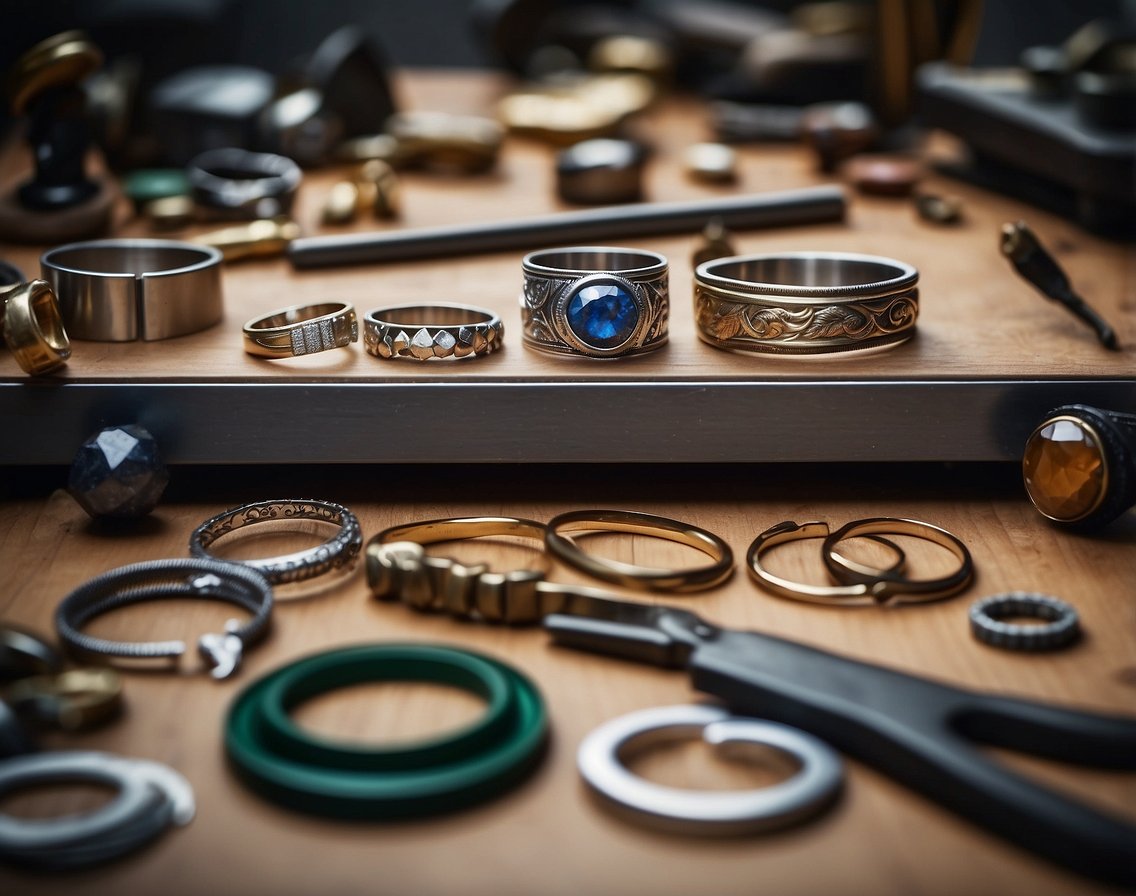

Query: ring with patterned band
left=521, top=247, right=668, bottom=358
left=189, top=499, right=362, bottom=585
left=694, top=252, right=918, bottom=355
left=363, top=304, right=503, bottom=360
left=242, top=302, right=358, bottom=358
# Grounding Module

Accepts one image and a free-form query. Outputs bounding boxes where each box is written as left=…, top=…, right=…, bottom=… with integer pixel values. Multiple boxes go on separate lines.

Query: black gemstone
left=68, top=425, right=169, bottom=518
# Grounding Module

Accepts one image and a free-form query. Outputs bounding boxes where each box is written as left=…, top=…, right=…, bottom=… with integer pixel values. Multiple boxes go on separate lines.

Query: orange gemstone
left=1023, top=419, right=1106, bottom=521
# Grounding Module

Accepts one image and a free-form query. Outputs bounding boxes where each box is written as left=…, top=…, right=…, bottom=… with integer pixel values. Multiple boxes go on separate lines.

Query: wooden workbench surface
left=1, top=70, right=1135, bottom=896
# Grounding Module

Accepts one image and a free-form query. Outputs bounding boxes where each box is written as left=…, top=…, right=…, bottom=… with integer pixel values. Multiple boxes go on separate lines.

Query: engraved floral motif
left=696, top=288, right=916, bottom=346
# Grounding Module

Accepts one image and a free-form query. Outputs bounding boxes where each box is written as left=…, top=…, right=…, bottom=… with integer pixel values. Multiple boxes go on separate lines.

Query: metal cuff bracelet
left=521, top=246, right=668, bottom=358
left=694, top=252, right=918, bottom=354
left=363, top=303, right=504, bottom=360
left=40, top=239, right=224, bottom=341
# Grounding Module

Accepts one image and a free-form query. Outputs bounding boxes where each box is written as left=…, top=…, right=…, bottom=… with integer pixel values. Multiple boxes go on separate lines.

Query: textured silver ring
left=969, top=592, right=1081, bottom=651
left=55, top=557, right=273, bottom=680
left=190, top=498, right=362, bottom=585
left=40, top=239, right=224, bottom=342
left=694, top=252, right=918, bottom=354
left=363, top=303, right=504, bottom=360
left=521, top=246, right=668, bottom=358
left=577, top=704, right=844, bottom=835
left=0, top=751, right=194, bottom=870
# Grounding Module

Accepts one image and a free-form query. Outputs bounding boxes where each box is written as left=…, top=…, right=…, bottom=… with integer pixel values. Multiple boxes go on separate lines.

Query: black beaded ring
left=968, top=592, right=1081, bottom=652
left=55, top=558, right=273, bottom=680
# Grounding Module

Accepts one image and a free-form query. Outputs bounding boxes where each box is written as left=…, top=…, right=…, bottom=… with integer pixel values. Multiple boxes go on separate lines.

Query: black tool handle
left=288, top=186, right=845, bottom=268
left=691, top=629, right=1136, bottom=889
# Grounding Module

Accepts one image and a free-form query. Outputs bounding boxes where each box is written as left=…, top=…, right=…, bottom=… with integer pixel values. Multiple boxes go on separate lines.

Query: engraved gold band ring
left=694, top=252, right=918, bottom=354
left=243, top=301, right=359, bottom=358
left=363, top=303, right=504, bottom=360
left=1, top=279, right=71, bottom=375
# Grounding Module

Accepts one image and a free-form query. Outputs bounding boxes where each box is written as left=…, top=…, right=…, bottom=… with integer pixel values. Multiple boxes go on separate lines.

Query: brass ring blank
left=546, top=509, right=733, bottom=593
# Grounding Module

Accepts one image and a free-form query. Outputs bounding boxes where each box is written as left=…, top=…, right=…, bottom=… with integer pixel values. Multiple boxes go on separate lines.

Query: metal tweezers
left=545, top=600, right=1136, bottom=888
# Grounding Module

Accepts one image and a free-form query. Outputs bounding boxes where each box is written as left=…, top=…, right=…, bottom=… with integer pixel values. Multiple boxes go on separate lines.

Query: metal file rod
left=287, top=185, right=846, bottom=268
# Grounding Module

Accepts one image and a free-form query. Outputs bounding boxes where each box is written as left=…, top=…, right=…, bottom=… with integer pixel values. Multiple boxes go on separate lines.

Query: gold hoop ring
left=545, top=509, right=733, bottom=593
left=1, top=279, right=71, bottom=375
left=747, top=518, right=972, bottom=606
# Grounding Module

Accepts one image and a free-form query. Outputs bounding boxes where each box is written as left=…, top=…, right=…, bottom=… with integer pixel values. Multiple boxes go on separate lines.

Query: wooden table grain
left=1, top=70, right=1134, bottom=896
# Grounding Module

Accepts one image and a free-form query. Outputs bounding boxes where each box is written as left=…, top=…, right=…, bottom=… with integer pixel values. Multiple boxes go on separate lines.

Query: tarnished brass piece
left=321, top=180, right=363, bottom=225
left=386, top=111, right=503, bottom=174
left=692, top=219, right=737, bottom=267
left=4, top=667, right=123, bottom=731
left=193, top=217, right=302, bottom=261
left=9, top=31, right=103, bottom=114
left=335, top=133, right=401, bottom=164
left=588, top=35, right=673, bottom=83
left=498, top=73, right=656, bottom=144
left=358, top=159, right=400, bottom=218
left=144, top=194, right=196, bottom=230
left=914, top=192, right=963, bottom=224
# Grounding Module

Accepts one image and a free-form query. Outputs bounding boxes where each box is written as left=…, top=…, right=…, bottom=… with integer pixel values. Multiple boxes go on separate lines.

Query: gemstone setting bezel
left=552, top=273, right=649, bottom=357
left=1022, top=415, right=1109, bottom=523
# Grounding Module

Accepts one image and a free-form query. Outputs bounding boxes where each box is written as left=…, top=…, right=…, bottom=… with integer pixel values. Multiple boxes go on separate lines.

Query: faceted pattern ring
left=363, top=304, right=503, bottom=361
left=520, top=246, right=668, bottom=358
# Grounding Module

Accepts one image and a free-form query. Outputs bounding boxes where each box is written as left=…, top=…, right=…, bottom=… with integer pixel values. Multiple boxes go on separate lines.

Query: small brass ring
left=4, top=668, right=124, bottom=731
left=747, top=521, right=878, bottom=605
left=545, top=509, right=733, bottom=593
left=1, top=280, right=71, bottom=376
left=821, top=517, right=974, bottom=600
left=242, top=301, right=358, bottom=358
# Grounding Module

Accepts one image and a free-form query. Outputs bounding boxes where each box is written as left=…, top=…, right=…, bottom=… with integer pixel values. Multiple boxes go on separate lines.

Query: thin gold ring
left=747, top=518, right=972, bottom=606
left=822, top=517, right=973, bottom=597
left=367, top=517, right=551, bottom=621
left=242, top=301, right=358, bottom=358
left=545, top=509, right=733, bottom=592
left=1, top=279, right=71, bottom=375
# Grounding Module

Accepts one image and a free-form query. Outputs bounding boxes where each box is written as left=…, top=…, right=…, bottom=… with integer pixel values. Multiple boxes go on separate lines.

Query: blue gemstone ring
left=520, top=247, right=668, bottom=358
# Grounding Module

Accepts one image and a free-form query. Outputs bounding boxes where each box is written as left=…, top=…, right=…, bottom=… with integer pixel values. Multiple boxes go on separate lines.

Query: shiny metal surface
left=40, top=239, right=223, bottom=341
left=577, top=704, right=844, bottom=835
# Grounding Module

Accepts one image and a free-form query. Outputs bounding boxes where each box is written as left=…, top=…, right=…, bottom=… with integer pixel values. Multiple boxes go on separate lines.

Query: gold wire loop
left=545, top=509, right=734, bottom=593
left=747, top=518, right=972, bottom=607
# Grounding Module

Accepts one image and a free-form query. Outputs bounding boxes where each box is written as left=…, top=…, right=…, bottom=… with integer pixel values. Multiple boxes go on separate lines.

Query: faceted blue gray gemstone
left=566, top=282, right=638, bottom=349
left=68, top=424, right=169, bottom=518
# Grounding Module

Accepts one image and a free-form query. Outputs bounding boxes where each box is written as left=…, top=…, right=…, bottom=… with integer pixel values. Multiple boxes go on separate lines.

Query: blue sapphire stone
left=566, top=282, right=638, bottom=349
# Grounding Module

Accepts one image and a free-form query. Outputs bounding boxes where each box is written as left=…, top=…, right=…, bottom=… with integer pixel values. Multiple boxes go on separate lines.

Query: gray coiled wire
left=55, top=558, right=273, bottom=678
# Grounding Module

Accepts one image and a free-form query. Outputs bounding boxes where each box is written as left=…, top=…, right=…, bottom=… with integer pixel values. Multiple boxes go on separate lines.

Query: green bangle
left=225, top=644, right=548, bottom=819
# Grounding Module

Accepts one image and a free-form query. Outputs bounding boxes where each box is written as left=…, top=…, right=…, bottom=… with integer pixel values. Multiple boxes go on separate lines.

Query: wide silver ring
left=521, top=246, right=668, bottom=358
left=694, top=251, right=918, bottom=355
left=363, top=303, right=504, bottom=360
left=40, top=239, right=224, bottom=342
left=577, top=704, right=844, bottom=835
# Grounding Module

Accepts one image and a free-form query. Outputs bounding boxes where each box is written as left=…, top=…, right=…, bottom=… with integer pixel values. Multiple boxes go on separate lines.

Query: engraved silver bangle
left=40, top=239, right=224, bottom=342
left=54, top=558, right=274, bottom=680
left=694, top=252, right=918, bottom=355
left=189, top=498, right=363, bottom=585
left=363, top=303, right=504, bottom=360
left=242, top=301, right=359, bottom=358
left=521, top=246, right=669, bottom=358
